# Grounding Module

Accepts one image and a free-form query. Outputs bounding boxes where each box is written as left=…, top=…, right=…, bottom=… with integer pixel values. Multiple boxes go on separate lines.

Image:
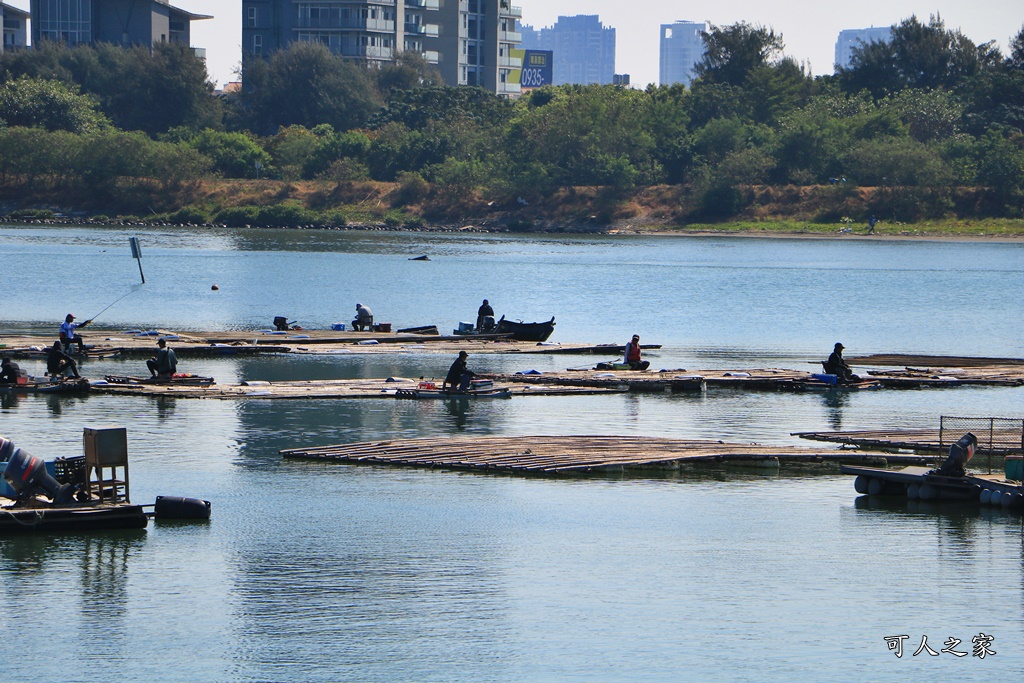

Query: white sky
left=9, top=0, right=1023, bottom=89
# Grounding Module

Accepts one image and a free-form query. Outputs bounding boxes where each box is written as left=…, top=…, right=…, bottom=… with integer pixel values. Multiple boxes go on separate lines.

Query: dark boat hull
left=494, top=316, right=556, bottom=342
left=0, top=503, right=148, bottom=534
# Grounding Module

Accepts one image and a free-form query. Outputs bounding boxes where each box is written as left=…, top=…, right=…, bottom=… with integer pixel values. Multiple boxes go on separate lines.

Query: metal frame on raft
left=842, top=423, right=1024, bottom=511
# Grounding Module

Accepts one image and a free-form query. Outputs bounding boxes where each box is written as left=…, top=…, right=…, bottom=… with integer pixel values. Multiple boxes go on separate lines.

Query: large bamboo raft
left=89, top=377, right=624, bottom=399
left=280, top=435, right=914, bottom=475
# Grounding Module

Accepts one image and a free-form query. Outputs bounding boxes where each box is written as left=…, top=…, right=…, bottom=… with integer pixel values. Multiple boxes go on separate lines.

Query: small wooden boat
left=494, top=315, right=556, bottom=342
left=104, top=374, right=215, bottom=386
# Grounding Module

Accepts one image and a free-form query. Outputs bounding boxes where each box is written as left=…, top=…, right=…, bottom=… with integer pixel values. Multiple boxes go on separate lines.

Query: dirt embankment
left=1, top=178, right=1020, bottom=237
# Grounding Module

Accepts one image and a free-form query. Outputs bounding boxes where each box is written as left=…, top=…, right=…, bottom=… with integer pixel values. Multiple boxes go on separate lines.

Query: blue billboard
left=518, top=50, right=553, bottom=88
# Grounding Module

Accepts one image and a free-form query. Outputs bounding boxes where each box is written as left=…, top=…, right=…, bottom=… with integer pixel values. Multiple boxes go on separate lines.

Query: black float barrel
left=154, top=495, right=211, bottom=520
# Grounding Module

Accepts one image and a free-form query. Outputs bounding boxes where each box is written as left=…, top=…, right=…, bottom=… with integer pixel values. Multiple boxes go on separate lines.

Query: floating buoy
left=918, top=483, right=937, bottom=500
left=907, top=483, right=919, bottom=499
left=854, top=475, right=870, bottom=494
left=154, top=495, right=211, bottom=520
left=1000, top=491, right=1014, bottom=508
left=980, top=488, right=992, bottom=504
left=867, top=478, right=884, bottom=495
left=211, top=284, right=220, bottom=291
left=1010, top=493, right=1024, bottom=509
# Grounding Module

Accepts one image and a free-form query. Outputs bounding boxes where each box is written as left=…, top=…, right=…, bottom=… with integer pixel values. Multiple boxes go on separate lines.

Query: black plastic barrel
left=154, top=495, right=212, bottom=520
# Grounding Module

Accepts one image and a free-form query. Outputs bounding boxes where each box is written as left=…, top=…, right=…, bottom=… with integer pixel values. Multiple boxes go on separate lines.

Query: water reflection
left=823, top=390, right=849, bottom=431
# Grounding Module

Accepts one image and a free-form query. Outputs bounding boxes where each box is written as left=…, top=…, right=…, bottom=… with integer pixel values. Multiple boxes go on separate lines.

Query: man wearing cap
left=623, top=334, right=650, bottom=371
left=59, top=313, right=91, bottom=354
left=146, top=338, right=178, bottom=380
left=824, top=342, right=855, bottom=382
left=443, top=351, right=477, bottom=393
left=352, top=303, right=374, bottom=331
left=476, top=299, right=495, bottom=332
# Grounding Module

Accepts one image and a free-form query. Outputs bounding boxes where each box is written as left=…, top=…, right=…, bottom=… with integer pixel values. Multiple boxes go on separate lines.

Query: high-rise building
left=659, top=19, right=707, bottom=87
left=30, top=0, right=210, bottom=50
left=834, top=26, right=892, bottom=70
left=517, top=14, right=614, bottom=85
left=242, top=0, right=522, bottom=96
left=0, top=2, right=29, bottom=51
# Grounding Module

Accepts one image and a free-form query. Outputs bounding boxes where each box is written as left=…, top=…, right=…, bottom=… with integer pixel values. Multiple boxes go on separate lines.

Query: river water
left=1, top=226, right=1022, bottom=681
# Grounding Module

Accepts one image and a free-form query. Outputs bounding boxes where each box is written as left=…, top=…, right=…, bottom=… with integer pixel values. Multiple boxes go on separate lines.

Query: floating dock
left=280, top=435, right=915, bottom=476
left=89, top=377, right=625, bottom=400
left=795, top=427, right=1024, bottom=456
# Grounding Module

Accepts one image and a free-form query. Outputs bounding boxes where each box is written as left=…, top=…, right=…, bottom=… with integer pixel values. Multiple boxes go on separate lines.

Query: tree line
left=0, top=15, right=1022, bottom=221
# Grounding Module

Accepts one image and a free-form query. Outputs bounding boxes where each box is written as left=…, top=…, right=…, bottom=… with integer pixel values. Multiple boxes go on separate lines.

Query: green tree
left=838, top=15, right=1001, bottom=97
left=0, top=42, right=220, bottom=135
left=185, top=129, right=272, bottom=178
left=238, top=42, right=382, bottom=134
left=506, top=85, right=657, bottom=189
left=693, top=22, right=785, bottom=87
left=0, top=77, right=109, bottom=133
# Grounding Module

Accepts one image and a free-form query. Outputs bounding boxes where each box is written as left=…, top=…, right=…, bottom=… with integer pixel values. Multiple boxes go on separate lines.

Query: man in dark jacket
left=476, top=299, right=495, bottom=332
left=0, top=356, right=21, bottom=383
left=443, top=351, right=476, bottom=392
left=823, top=342, right=855, bottom=382
left=146, top=338, right=178, bottom=379
left=46, top=342, right=80, bottom=378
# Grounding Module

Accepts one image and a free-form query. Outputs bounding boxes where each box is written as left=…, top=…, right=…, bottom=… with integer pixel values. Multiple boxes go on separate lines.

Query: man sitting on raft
left=624, top=334, right=650, bottom=371
left=443, top=351, right=477, bottom=393
left=823, top=342, right=856, bottom=383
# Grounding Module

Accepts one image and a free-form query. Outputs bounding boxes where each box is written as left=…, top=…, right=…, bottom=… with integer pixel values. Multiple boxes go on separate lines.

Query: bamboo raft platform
left=89, top=377, right=626, bottom=400
left=496, top=362, right=1024, bottom=392
left=795, top=428, right=1024, bottom=456
left=280, top=435, right=915, bottom=475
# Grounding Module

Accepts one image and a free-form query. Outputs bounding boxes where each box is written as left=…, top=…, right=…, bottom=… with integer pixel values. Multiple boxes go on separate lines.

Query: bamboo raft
left=795, top=427, right=1024, bottom=456
left=89, top=377, right=626, bottom=399
left=280, top=435, right=913, bottom=475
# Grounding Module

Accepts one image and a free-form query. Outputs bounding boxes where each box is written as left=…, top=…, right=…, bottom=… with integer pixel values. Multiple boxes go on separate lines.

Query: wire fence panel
left=939, top=416, right=1024, bottom=473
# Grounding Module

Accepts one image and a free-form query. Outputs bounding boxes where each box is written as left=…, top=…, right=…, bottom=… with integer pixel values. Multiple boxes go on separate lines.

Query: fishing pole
left=86, top=286, right=141, bottom=324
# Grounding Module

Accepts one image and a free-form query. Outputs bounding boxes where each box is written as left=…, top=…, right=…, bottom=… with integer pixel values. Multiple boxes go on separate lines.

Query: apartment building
left=834, top=26, right=892, bottom=70
left=1, top=2, right=29, bottom=52
left=659, top=19, right=707, bottom=87
left=520, top=14, right=614, bottom=85
left=242, top=0, right=522, bottom=96
left=30, top=0, right=209, bottom=49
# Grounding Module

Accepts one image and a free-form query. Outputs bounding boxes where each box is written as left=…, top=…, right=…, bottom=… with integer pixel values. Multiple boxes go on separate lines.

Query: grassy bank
left=2, top=178, right=1022, bottom=238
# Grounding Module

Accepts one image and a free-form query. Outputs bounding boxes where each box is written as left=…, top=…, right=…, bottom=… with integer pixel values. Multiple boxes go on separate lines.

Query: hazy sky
left=9, top=0, right=1023, bottom=89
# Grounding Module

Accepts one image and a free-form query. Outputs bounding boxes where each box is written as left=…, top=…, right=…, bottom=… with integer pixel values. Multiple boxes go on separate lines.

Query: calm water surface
left=1, top=226, right=1023, bottom=681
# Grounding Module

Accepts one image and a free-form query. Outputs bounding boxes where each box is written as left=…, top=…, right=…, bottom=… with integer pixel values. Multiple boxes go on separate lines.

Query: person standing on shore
left=867, top=215, right=878, bottom=234
left=59, top=313, right=90, bottom=354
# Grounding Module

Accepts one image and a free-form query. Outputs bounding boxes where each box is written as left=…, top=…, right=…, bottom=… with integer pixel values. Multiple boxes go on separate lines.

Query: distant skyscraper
left=834, top=26, right=892, bottom=70
left=518, top=14, right=614, bottom=85
left=659, top=20, right=707, bottom=87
